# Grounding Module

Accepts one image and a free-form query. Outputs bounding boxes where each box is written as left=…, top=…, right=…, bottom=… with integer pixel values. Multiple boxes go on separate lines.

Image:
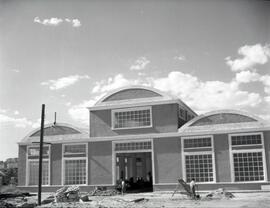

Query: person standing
left=189, top=178, right=196, bottom=198
left=121, top=178, right=125, bottom=195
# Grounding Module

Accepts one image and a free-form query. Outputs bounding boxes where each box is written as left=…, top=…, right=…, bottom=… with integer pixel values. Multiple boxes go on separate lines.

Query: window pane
left=28, top=146, right=49, bottom=157
left=233, top=152, right=264, bottom=182
left=184, top=137, right=212, bottom=148
left=231, top=134, right=262, bottom=146
left=185, top=154, right=213, bottom=183
left=64, top=160, right=86, bottom=185
left=115, top=141, right=151, bottom=151
left=114, top=108, right=151, bottom=129
left=28, top=160, right=49, bottom=185
left=64, top=144, right=86, bottom=156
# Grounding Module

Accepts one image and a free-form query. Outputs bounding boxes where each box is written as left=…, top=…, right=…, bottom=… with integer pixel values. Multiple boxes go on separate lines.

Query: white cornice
left=18, top=126, right=270, bottom=145
left=88, top=99, right=180, bottom=111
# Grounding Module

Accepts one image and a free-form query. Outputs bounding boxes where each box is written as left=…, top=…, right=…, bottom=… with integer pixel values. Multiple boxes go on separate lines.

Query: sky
left=0, top=0, right=269, bottom=161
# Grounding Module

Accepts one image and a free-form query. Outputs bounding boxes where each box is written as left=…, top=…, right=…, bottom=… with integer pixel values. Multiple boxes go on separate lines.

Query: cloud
left=130, top=57, right=150, bottom=71
left=92, top=74, right=142, bottom=94
left=235, top=71, right=261, bottom=83
left=31, top=118, right=50, bottom=129
left=260, top=75, right=270, bottom=94
left=65, top=102, right=71, bottom=107
left=0, top=113, right=51, bottom=129
left=41, top=75, right=90, bottom=90
left=0, top=114, right=33, bottom=128
left=226, top=44, right=270, bottom=71
left=34, top=17, right=82, bottom=27
left=12, top=69, right=20, bottom=73
left=69, top=70, right=269, bottom=125
left=68, top=94, right=105, bottom=125
left=14, top=110, right=19, bottom=115
left=71, top=19, right=81, bottom=27
left=0, top=108, right=7, bottom=114
left=174, top=55, right=186, bottom=61
left=91, top=72, right=262, bottom=112
left=34, top=17, right=63, bottom=26
left=151, top=71, right=262, bottom=112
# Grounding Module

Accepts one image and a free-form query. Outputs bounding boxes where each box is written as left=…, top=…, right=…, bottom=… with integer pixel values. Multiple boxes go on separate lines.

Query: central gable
left=102, top=88, right=162, bottom=102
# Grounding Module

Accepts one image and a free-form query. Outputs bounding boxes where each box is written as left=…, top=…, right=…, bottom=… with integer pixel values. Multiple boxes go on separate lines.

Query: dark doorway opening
left=115, top=152, right=153, bottom=193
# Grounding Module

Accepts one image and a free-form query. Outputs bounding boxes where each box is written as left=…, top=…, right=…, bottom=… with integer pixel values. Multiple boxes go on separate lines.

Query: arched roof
left=94, top=85, right=174, bottom=105
left=179, top=109, right=266, bottom=134
left=20, top=123, right=89, bottom=144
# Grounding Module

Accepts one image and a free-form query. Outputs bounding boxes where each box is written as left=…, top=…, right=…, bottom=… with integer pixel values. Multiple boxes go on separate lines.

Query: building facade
left=18, top=86, right=270, bottom=192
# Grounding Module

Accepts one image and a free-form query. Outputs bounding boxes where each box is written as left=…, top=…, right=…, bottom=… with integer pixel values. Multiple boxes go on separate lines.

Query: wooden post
left=38, top=104, right=45, bottom=206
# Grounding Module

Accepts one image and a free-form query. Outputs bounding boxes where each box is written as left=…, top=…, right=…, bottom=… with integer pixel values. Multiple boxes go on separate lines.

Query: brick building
left=18, top=86, right=270, bottom=192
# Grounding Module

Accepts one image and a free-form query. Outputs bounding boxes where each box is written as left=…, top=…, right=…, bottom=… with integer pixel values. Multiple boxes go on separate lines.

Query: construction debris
left=0, top=191, right=35, bottom=199
left=206, top=188, right=235, bottom=199
left=131, top=198, right=149, bottom=203
left=54, top=186, right=80, bottom=202
left=0, top=188, right=37, bottom=208
left=88, top=187, right=120, bottom=196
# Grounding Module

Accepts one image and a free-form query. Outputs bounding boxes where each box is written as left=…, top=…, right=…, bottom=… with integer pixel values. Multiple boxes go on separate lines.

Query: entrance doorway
left=115, top=152, right=153, bottom=192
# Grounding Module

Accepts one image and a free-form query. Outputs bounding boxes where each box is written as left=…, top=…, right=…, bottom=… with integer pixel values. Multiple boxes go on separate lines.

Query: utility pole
left=53, top=112, right=56, bottom=125
left=38, top=104, right=45, bottom=206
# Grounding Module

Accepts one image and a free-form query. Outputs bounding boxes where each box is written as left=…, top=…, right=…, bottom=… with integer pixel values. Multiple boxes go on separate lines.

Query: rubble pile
left=0, top=189, right=37, bottom=208
left=88, top=187, right=120, bottom=196
left=54, top=186, right=80, bottom=203
left=205, top=188, right=235, bottom=199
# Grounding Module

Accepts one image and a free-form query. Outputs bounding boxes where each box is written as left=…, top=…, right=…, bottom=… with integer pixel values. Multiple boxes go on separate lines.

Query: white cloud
left=92, top=74, right=141, bottom=94
left=260, top=75, right=270, bottom=94
left=72, top=19, right=81, bottom=27
left=41, top=75, right=90, bottom=90
left=65, top=102, right=71, bottom=107
left=151, top=71, right=262, bottom=111
left=34, top=17, right=63, bottom=26
left=69, top=71, right=268, bottom=125
left=14, top=110, right=19, bottom=115
left=174, top=55, right=186, bottom=61
left=12, top=69, right=20, bottom=73
left=264, top=96, right=270, bottom=103
left=226, top=44, right=270, bottom=71
left=235, top=71, right=261, bottom=83
left=34, top=17, right=81, bottom=27
left=138, top=72, right=146, bottom=76
left=0, top=113, right=51, bottom=129
left=89, top=72, right=263, bottom=113
left=130, top=57, right=150, bottom=71
left=68, top=94, right=105, bottom=125
left=31, top=118, right=50, bottom=129
left=0, top=114, right=32, bottom=128
left=0, top=108, right=7, bottom=114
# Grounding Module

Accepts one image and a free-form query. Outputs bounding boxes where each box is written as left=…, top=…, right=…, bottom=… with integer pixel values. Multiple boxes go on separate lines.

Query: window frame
left=62, top=143, right=88, bottom=186
left=229, top=132, right=267, bottom=183
left=111, top=106, right=153, bottom=130
left=26, top=145, right=51, bottom=186
left=181, top=135, right=216, bottom=184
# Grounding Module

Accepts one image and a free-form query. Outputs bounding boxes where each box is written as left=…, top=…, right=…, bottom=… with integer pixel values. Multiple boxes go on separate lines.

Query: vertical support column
left=38, top=104, right=45, bottom=206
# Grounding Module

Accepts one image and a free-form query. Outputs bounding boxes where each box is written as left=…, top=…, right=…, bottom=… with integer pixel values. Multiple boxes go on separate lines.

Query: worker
left=121, top=178, right=125, bottom=195
left=189, top=178, right=196, bottom=198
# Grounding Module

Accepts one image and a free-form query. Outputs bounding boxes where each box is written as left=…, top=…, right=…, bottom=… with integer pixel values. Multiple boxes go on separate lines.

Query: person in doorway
left=189, top=178, right=197, bottom=198
left=121, top=178, right=125, bottom=195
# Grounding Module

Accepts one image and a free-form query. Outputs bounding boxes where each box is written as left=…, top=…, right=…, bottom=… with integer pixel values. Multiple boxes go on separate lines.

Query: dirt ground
left=37, top=191, right=270, bottom=208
